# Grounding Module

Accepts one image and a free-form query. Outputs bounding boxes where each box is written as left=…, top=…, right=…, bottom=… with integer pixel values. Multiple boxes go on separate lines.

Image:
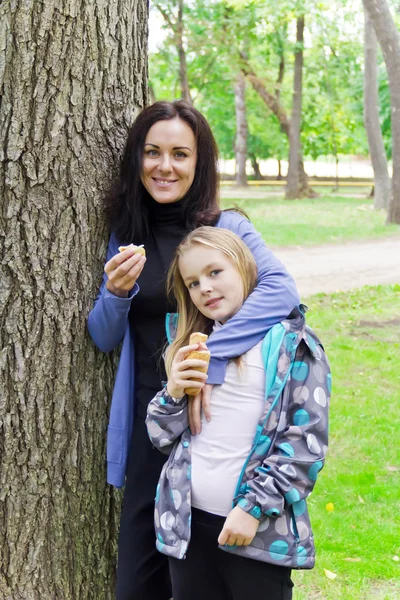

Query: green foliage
left=149, top=0, right=392, bottom=163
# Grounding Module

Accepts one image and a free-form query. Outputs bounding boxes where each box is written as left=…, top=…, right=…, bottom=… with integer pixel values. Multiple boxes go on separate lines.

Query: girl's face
left=178, top=245, right=245, bottom=324
left=141, top=117, right=197, bottom=204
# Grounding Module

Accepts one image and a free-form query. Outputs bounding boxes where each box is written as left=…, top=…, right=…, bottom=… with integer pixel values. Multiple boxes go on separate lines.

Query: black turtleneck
left=129, top=198, right=190, bottom=418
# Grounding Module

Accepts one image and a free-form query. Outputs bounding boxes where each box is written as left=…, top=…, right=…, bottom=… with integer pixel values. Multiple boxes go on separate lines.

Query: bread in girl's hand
left=189, top=332, right=208, bottom=345
left=184, top=333, right=210, bottom=396
left=118, top=244, right=146, bottom=256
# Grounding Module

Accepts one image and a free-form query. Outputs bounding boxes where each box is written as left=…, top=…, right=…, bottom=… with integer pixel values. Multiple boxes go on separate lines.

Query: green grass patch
left=292, top=285, right=400, bottom=599
left=221, top=196, right=399, bottom=248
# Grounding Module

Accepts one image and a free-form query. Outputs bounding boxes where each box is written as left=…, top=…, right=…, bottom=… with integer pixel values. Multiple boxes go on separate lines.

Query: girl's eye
left=145, top=149, right=159, bottom=157
left=210, top=269, right=221, bottom=277
left=188, top=281, right=199, bottom=289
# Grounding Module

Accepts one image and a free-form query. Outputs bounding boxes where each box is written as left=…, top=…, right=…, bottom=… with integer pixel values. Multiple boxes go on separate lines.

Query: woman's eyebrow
left=144, top=142, right=192, bottom=151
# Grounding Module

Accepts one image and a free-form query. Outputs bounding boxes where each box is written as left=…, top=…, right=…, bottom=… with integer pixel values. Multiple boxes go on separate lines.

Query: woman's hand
left=218, top=506, right=259, bottom=547
left=167, top=344, right=209, bottom=399
left=188, top=384, right=214, bottom=435
left=105, top=246, right=146, bottom=297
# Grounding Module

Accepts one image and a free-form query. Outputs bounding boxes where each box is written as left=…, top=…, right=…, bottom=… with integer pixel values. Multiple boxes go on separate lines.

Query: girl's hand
left=167, top=344, right=209, bottom=399
left=218, top=506, right=259, bottom=547
left=105, top=247, right=146, bottom=297
left=188, top=384, right=214, bottom=435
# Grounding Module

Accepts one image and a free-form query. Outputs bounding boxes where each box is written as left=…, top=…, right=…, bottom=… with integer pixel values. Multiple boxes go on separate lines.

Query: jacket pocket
left=107, top=426, right=123, bottom=464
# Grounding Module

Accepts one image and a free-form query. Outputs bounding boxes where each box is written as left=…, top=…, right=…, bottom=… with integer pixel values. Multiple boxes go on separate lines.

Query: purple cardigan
left=87, top=210, right=299, bottom=487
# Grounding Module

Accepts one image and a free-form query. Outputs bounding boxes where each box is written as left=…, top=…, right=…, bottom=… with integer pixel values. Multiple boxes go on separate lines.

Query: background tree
left=362, top=0, right=400, bottom=223
left=153, top=0, right=193, bottom=103
left=149, top=0, right=398, bottom=210
left=286, top=15, right=305, bottom=198
left=234, top=72, right=249, bottom=186
left=0, top=1, right=148, bottom=598
left=363, top=5, right=391, bottom=209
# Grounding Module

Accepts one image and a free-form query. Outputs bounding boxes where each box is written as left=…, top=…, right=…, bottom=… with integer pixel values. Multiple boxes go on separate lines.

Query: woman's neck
left=147, top=196, right=187, bottom=226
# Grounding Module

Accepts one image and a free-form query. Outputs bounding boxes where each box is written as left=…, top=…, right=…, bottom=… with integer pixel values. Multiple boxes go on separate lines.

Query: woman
left=87, top=100, right=300, bottom=600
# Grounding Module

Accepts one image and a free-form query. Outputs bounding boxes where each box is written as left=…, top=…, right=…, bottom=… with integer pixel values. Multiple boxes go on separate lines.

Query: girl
left=146, top=227, right=330, bottom=600
left=88, top=100, right=299, bottom=600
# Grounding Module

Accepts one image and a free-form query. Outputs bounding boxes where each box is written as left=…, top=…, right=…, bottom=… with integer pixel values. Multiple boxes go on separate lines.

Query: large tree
left=0, top=1, right=148, bottom=598
left=362, top=0, right=400, bottom=223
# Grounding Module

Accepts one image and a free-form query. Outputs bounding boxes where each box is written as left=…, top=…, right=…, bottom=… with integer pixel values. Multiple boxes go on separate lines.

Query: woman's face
left=141, top=117, right=197, bottom=204
left=178, top=245, right=245, bottom=324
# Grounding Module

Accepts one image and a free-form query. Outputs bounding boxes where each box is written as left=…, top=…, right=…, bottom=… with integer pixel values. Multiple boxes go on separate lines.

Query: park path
left=273, top=237, right=400, bottom=298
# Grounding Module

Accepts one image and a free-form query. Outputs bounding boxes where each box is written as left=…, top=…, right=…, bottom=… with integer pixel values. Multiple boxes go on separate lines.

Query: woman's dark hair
left=105, top=100, right=221, bottom=242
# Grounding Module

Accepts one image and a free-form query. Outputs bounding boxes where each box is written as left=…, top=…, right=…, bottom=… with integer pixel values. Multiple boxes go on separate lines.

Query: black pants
left=116, top=416, right=171, bottom=600
left=169, top=508, right=294, bottom=600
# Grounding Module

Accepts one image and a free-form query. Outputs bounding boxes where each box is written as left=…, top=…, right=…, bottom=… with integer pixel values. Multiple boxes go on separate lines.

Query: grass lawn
left=221, top=196, right=400, bottom=248
left=292, top=285, right=400, bottom=599
left=221, top=184, right=374, bottom=196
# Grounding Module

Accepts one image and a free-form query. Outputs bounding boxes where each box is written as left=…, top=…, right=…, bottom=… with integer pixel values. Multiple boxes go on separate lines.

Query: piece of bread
left=184, top=333, right=210, bottom=396
left=189, top=332, right=208, bottom=345
left=118, top=244, right=146, bottom=257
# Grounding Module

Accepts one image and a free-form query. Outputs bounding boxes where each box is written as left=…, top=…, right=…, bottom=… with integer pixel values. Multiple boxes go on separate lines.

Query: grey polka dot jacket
left=146, top=308, right=331, bottom=569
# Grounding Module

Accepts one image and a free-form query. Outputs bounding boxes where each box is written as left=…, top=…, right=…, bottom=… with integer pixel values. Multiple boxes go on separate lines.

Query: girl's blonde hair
left=165, top=226, right=258, bottom=376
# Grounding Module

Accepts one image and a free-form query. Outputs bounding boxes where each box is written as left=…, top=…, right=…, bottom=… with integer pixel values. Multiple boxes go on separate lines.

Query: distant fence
left=220, top=180, right=374, bottom=187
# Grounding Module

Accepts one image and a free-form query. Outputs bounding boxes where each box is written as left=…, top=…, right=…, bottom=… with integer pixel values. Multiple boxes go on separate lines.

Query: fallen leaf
left=358, top=495, right=365, bottom=504
left=386, top=466, right=399, bottom=472
left=326, top=502, right=335, bottom=512
left=324, top=568, right=337, bottom=580
left=393, top=556, right=400, bottom=562
left=344, top=557, right=361, bottom=562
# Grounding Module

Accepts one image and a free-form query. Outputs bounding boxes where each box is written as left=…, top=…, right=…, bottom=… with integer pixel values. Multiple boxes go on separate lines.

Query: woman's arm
left=207, top=211, right=300, bottom=384
left=146, top=389, right=189, bottom=455
left=87, top=234, right=143, bottom=352
left=236, top=342, right=330, bottom=521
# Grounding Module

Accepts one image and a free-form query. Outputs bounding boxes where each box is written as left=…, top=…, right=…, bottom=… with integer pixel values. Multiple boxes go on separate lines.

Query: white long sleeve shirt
left=191, top=324, right=265, bottom=516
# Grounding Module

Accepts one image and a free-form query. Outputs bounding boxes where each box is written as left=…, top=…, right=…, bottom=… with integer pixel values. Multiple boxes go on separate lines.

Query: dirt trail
left=273, top=237, right=400, bottom=298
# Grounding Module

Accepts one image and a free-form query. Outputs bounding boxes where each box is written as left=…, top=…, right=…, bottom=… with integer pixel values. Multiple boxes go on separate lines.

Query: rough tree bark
left=362, top=0, right=400, bottom=223
left=241, top=55, right=314, bottom=197
left=363, top=6, right=391, bottom=209
left=234, top=72, right=248, bottom=187
left=286, top=17, right=305, bottom=199
left=0, top=1, right=148, bottom=599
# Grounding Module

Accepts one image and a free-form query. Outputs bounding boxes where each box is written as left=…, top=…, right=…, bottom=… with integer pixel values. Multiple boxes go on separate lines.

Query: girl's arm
left=146, top=344, right=209, bottom=453
left=207, top=211, right=300, bottom=384
left=236, top=341, right=330, bottom=521
left=146, top=389, right=189, bottom=455
left=87, top=234, right=143, bottom=352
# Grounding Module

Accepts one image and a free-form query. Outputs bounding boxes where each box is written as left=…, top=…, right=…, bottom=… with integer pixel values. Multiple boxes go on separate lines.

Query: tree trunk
left=154, top=0, right=192, bottom=104
left=363, top=6, right=391, bottom=209
left=234, top=72, right=248, bottom=187
left=286, top=17, right=305, bottom=199
left=177, top=0, right=192, bottom=103
left=250, top=154, right=264, bottom=180
left=241, top=57, right=314, bottom=196
left=0, top=1, right=148, bottom=598
left=362, top=0, right=400, bottom=223
left=277, top=159, right=283, bottom=180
